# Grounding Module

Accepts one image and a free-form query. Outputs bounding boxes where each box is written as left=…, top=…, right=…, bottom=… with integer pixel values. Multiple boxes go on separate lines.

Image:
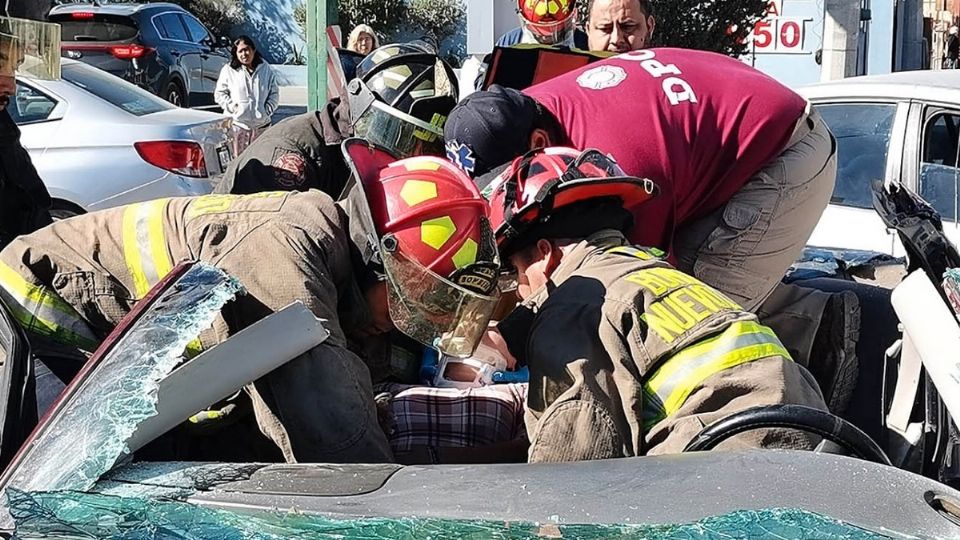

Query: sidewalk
left=275, top=86, right=308, bottom=123
left=272, top=64, right=308, bottom=122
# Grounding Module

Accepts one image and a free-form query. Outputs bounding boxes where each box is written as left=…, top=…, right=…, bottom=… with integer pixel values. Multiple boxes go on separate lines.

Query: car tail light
left=110, top=44, right=152, bottom=59
left=134, top=141, right=208, bottom=178
left=71, top=11, right=95, bottom=19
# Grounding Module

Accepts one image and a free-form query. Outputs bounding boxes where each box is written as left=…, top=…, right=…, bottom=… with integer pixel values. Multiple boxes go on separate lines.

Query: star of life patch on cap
left=445, top=140, right=477, bottom=175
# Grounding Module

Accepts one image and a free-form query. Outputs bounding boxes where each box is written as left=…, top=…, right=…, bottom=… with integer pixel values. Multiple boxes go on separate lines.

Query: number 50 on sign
left=750, top=16, right=812, bottom=54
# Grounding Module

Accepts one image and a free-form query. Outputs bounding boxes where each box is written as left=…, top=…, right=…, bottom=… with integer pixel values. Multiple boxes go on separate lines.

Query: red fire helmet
left=487, top=146, right=659, bottom=257
left=342, top=138, right=501, bottom=358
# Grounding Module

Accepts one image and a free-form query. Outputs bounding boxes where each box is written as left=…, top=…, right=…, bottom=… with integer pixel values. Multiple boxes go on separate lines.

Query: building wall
left=467, top=0, right=520, bottom=55
left=235, top=0, right=304, bottom=65
left=925, top=0, right=955, bottom=68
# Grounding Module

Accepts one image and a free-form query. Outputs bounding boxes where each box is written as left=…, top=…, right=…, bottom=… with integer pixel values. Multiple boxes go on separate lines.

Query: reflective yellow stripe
left=121, top=199, right=203, bottom=357
left=122, top=199, right=173, bottom=298
left=643, top=321, right=791, bottom=429
left=185, top=337, right=204, bottom=358
left=0, top=261, right=98, bottom=350
left=608, top=246, right=652, bottom=260
left=607, top=245, right=666, bottom=260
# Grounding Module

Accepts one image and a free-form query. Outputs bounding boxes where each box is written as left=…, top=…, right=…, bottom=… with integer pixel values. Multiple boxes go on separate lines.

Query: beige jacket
left=0, top=190, right=391, bottom=463
left=498, top=230, right=827, bottom=462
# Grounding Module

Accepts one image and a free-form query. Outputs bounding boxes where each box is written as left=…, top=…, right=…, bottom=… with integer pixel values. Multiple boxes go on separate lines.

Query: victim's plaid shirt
left=376, top=382, right=528, bottom=453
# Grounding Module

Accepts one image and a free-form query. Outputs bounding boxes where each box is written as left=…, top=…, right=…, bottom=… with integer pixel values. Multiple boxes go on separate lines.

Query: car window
left=815, top=102, right=897, bottom=209
left=919, top=111, right=960, bottom=221
left=9, top=83, right=56, bottom=124
left=62, top=62, right=174, bottom=116
left=154, top=13, right=189, bottom=42
left=50, top=14, right=138, bottom=42
left=181, top=14, right=210, bottom=44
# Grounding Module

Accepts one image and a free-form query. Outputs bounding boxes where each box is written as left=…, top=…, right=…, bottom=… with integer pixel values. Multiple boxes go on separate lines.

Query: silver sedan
left=12, top=59, right=234, bottom=218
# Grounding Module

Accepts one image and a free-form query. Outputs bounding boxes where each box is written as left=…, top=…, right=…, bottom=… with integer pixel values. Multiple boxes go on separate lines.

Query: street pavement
left=275, top=86, right=308, bottom=123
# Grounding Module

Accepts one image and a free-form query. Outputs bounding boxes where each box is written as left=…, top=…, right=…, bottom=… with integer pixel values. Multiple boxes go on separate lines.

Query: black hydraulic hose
left=683, top=404, right=892, bottom=466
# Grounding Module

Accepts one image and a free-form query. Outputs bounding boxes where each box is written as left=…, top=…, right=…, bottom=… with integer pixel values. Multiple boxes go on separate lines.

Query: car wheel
left=164, top=80, right=188, bottom=108
left=50, top=201, right=84, bottom=221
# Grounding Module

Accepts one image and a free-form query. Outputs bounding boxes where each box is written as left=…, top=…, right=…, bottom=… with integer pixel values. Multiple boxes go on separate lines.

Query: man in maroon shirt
left=445, top=48, right=834, bottom=310
left=445, top=48, right=858, bottom=412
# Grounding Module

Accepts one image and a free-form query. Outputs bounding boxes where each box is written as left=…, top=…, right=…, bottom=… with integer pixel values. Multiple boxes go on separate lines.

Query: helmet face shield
left=380, top=235, right=500, bottom=358
left=352, top=99, right=446, bottom=158
left=564, top=149, right=629, bottom=180
left=525, top=16, right=576, bottom=45
left=0, top=17, right=61, bottom=81
left=349, top=79, right=446, bottom=158
left=519, top=0, right=576, bottom=45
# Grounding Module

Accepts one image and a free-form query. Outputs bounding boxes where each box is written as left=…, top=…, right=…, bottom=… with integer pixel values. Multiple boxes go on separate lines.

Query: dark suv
left=49, top=2, right=231, bottom=108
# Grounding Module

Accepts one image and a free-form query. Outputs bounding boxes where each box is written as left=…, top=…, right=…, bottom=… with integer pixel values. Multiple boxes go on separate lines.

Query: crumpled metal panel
left=5, top=490, right=890, bottom=539
left=94, top=463, right=267, bottom=500
left=4, top=264, right=243, bottom=497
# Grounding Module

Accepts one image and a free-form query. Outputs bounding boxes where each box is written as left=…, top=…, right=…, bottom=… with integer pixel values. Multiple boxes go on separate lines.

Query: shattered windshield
left=6, top=491, right=890, bottom=539
left=0, top=263, right=243, bottom=527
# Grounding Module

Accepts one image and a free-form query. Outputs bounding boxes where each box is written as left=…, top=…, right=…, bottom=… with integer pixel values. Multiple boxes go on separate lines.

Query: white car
left=12, top=59, right=233, bottom=219
left=800, top=70, right=960, bottom=256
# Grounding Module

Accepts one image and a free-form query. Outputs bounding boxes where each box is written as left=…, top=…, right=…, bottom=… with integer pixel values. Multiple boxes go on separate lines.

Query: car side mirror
left=218, top=36, right=231, bottom=49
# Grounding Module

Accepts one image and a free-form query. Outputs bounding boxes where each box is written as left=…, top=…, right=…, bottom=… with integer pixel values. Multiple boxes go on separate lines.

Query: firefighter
left=0, top=17, right=58, bottom=249
left=487, top=147, right=827, bottom=462
left=0, top=139, right=501, bottom=463
left=215, top=42, right=458, bottom=197
left=496, top=0, right=588, bottom=48
left=445, top=48, right=860, bottom=413
left=461, top=0, right=588, bottom=103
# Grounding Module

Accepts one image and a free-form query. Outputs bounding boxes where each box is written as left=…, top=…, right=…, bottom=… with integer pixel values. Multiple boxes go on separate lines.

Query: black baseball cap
left=443, top=85, right=540, bottom=178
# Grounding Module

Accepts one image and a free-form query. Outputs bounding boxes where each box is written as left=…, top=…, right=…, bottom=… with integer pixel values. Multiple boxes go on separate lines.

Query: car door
left=808, top=100, right=908, bottom=256
left=180, top=14, right=227, bottom=100
left=153, top=12, right=203, bottom=104
left=908, top=105, right=960, bottom=250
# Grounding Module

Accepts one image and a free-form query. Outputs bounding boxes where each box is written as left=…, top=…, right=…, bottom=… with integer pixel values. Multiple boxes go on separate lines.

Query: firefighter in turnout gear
left=487, top=147, right=827, bottom=462
left=216, top=43, right=458, bottom=197
left=0, top=139, right=501, bottom=463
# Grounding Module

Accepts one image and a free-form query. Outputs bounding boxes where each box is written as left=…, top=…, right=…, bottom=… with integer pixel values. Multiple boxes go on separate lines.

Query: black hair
left=230, top=35, right=263, bottom=70
left=532, top=101, right=570, bottom=147
left=501, top=199, right=634, bottom=260
left=585, top=0, right=653, bottom=21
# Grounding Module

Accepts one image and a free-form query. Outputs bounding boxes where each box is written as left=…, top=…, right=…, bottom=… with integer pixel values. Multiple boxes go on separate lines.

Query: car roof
left=49, top=2, right=183, bottom=17
left=798, top=70, right=960, bottom=104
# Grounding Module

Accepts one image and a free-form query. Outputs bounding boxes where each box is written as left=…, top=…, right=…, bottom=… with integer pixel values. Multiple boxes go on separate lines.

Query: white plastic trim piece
left=886, top=336, right=921, bottom=433
left=126, top=302, right=330, bottom=453
left=890, top=270, right=960, bottom=430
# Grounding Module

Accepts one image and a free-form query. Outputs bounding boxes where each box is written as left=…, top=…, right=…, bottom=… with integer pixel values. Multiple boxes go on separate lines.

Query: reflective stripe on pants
left=0, top=261, right=98, bottom=351
left=643, top=320, right=791, bottom=429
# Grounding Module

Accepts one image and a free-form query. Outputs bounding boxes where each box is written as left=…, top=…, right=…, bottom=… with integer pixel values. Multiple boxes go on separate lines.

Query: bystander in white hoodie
left=215, top=58, right=279, bottom=155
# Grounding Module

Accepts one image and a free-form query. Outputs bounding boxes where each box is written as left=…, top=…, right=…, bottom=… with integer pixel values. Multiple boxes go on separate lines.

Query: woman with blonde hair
left=347, top=24, right=379, bottom=55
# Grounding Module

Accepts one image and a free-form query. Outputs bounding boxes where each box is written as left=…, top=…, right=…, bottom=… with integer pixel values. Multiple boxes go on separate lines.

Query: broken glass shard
left=2, top=263, right=243, bottom=499
left=6, top=490, right=892, bottom=540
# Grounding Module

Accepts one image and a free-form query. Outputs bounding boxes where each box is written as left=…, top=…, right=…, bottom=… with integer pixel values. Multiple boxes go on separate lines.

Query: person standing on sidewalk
left=945, top=26, right=959, bottom=69
left=347, top=24, right=379, bottom=55
left=215, top=35, right=279, bottom=157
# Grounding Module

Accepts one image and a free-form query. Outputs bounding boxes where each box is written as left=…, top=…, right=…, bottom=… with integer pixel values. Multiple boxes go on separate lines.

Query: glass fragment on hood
left=7, top=489, right=891, bottom=540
